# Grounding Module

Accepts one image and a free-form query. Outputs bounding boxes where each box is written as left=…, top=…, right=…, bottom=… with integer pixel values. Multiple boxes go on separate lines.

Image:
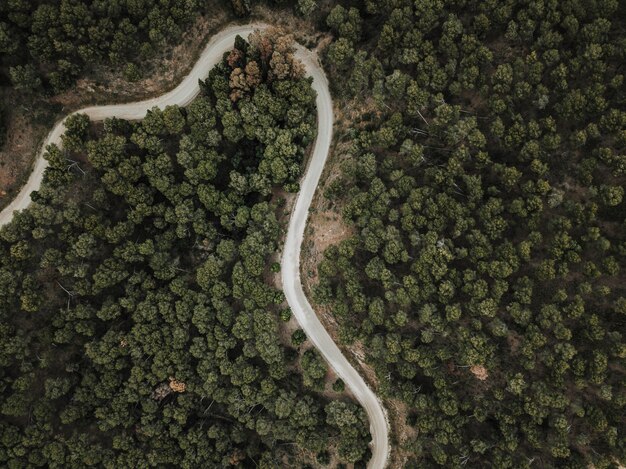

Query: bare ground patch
left=250, top=4, right=328, bottom=49
left=386, top=399, right=420, bottom=468
left=0, top=110, right=53, bottom=210
left=307, top=209, right=354, bottom=260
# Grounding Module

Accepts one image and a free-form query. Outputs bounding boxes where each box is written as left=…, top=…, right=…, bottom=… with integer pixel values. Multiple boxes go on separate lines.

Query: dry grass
left=386, top=399, right=420, bottom=468
left=51, top=9, right=232, bottom=108
left=0, top=4, right=232, bottom=209
left=0, top=110, right=51, bottom=210
left=311, top=210, right=354, bottom=253
left=250, top=4, right=327, bottom=49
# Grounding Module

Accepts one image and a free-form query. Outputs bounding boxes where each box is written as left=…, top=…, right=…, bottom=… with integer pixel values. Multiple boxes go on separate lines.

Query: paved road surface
left=0, top=23, right=390, bottom=468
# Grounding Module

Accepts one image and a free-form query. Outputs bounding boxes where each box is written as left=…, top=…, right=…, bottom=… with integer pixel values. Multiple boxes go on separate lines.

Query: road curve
left=283, top=47, right=390, bottom=468
left=0, top=23, right=390, bottom=468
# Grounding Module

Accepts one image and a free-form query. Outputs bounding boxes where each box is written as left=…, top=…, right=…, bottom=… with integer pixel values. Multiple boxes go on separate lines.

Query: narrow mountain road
left=283, top=46, right=390, bottom=469
left=0, top=23, right=390, bottom=468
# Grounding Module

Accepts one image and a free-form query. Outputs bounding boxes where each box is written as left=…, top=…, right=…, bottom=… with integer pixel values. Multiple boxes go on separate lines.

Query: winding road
left=0, top=23, right=390, bottom=468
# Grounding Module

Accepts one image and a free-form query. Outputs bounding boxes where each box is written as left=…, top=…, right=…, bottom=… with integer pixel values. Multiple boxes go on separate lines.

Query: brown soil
left=0, top=111, right=51, bottom=209
left=51, top=8, right=231, bottom=109
left=305, top=210, right=355, bottom=284
left=507, top=331, right=522, bottom=353
left=386, top=399, right=420, bottom=468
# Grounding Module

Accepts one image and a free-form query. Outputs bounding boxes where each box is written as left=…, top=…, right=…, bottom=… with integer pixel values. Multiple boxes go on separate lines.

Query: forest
left=0, top=0, right=207, bottom=94
left=0, top=30, right=370, bottom=467
left=314, top=0, right=626, bottom=467
left=0, top=0, right=625, bottom=468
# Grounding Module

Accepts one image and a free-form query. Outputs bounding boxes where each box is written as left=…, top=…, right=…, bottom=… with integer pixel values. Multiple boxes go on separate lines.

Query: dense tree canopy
left=316, top=0, right=626, bottom=466
left=0, top=0, right=207, bottom=93
left=0, top=31, right=370, bottom=467
left=1, top=0, right=625, bottom=467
